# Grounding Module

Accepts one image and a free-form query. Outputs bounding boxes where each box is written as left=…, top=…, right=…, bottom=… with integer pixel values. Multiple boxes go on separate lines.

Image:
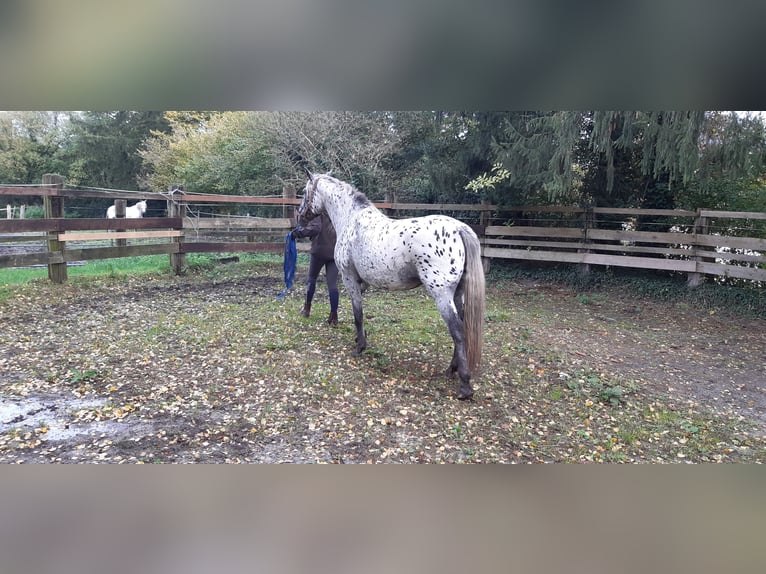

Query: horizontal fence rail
left=1, top=178, right=764, bottom=285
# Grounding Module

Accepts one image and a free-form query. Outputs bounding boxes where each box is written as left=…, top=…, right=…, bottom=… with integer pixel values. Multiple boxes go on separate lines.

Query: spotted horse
left=298, top=172, right=485, bottom=399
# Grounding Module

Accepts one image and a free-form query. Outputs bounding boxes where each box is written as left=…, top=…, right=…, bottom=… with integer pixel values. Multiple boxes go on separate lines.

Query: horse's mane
left=325, top=176, right=372, bottom=209
left=351, top=187, right=372, bottom=209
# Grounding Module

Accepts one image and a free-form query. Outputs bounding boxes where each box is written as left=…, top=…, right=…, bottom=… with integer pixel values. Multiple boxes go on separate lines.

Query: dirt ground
left=1, top=259, right=764, bottom=463
left=508, top=277, right=766, bottom=428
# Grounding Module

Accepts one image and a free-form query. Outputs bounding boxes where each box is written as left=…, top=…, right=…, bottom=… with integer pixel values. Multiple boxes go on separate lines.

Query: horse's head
left=297, top=173, right=318, bottom=226
left=297, top=171, right=330, bottom=226
left=136, top=200, right=147, bottom=215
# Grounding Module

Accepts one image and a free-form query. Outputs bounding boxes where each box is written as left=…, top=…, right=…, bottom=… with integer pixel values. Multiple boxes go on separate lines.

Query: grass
left=0, top=252, right=290, bottom=288
left=0, top=255, right=170, bottom=286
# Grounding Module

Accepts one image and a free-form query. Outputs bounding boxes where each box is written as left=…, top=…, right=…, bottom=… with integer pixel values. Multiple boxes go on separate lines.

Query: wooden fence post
left=687, top=209, right=709, bottom=288
left=43, top=174, right=67, bottom=283
left=578, top=206, right=594, bottom=276
left=114, top=199, right=127, bottom=247
left=384, top=190, right=396, bottom=217
left=6, top=205, right=11, bottom=219
left=480, top=198, right=492, bottom=274
left=167, top=185, right=186, bottom=274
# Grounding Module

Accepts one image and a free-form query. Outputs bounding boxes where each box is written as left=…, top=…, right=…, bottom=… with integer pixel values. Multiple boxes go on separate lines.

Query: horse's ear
left=305, top=168, right=314, bottom=182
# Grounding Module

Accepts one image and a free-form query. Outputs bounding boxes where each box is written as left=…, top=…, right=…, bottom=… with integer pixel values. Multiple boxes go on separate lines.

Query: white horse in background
left=106, top=200, right=147, bottom=219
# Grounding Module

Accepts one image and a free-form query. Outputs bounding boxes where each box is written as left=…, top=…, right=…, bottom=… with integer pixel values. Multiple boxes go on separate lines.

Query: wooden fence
left=483, top=206, right=766, bottom=285
left=1, top=176, right=765, bottom=285
left=0, top=181, right=304, bottom=282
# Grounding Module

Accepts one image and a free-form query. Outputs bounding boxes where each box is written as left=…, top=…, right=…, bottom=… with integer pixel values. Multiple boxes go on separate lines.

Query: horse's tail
left=459, top=226, right=485, bottom=372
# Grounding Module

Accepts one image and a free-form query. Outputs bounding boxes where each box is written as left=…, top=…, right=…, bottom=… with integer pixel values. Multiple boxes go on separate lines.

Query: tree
left=476, top=111, right=766, bottom=209
left=676, top=111, right=766, bottom=211
left=484, top=111, right=583, bottom=205
left=139, top=111, right=275, bottom=195
left=419, top=111, right=503, bottom=204
left=62, top=111, right=171, bottom=190
left=264, top=111, right=406, bottom=198
left=375, top=111, right=527, bottom=207
left=0, top=111, right=68, bottom=184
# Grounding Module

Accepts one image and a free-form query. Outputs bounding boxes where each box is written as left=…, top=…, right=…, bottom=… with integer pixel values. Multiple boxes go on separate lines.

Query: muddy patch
left=0, top=393, right=155, bottom=442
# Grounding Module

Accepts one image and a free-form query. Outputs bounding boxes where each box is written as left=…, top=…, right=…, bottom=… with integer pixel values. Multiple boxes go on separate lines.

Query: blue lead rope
left=276, top=231, right=297, bottom=299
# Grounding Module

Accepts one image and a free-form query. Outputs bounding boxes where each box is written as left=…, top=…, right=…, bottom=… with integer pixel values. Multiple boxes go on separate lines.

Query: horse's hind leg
left=342, top=274, right=367, bottom=356
left=433, top=290, right=473, bottom=400
left=446, top=279, right=466, bottom=379
left=351, top=295, right=367, bottom=355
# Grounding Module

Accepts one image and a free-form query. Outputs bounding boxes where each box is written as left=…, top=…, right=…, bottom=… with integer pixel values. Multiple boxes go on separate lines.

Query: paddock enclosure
left=1, top=176, right=765, bottom=463
left=1, top=175, right=766, bottom=286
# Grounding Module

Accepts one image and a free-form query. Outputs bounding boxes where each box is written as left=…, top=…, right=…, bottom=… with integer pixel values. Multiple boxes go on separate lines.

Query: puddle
left=0, top=394, right=152, bottom=442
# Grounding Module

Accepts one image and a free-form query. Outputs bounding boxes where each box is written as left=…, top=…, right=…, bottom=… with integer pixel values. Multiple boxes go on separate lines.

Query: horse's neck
left=322, top=185, right=384, bottom=236
left=323, top=203, right=353, bottom=237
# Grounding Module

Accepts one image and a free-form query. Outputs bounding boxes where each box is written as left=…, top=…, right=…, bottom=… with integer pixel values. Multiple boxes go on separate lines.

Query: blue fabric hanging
left=276, top=231, right=297, bottom=299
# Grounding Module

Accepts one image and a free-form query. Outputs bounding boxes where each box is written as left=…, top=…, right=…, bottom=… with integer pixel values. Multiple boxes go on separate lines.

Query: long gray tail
left=459, top=226, right=485, bottom=371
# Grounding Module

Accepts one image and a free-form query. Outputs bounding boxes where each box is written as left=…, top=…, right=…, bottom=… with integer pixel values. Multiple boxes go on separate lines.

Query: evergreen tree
left=62, top=111, right=171, bottom=190
left=480, top=111, right=766, bottom=209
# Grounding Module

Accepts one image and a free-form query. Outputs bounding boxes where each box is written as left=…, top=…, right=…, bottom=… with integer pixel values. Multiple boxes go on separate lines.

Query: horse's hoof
left=457, top=389, right=474, bottom=401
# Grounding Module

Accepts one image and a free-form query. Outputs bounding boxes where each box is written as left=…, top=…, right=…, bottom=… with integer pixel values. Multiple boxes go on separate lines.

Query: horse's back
left=343, top=212, right=470, bottom=291
left=125, top=205, right=144, bottom=218
left=106, top=204, right=144, bottom=218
